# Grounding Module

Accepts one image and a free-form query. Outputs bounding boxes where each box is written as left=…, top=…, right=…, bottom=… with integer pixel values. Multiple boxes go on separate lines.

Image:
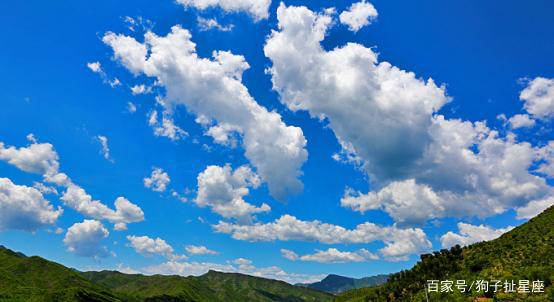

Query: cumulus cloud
left=214, top=215, right=431, bottom=261
left=515, top=196, right=554, bottom=219
left=96, top=135, right=113, bottom=162
left=103, top=26, right=308, bottom=200
left=264, top=4, right=553, bottom=225
left=507, top=114, right=536, bottom=129
left=61, top=186, right=144, bottom=230
left=127, top=102, right=137, bottom=113
left=87, top=61, right=121, bottom=87
left=144, top=167, right=171, bottom=192
left=339, top=0, right=378, bottom=32
left=0, top=138, right=144, bottom=229
left=0, top=178, right=63, bottom=232
left=281, top=248, right=378, bottom=263
left=127, top=235, right=174, bottom=258
left=176, top=0, right=271, bottom=21
left=32, top=182, right=58, bottom=195
left=195, top=164, right=270, bottom=222
left=440, top=223, right=514, bottom=248
left=520, top=77, right=554, bottom=119
left=130, top=84, right=151, bottom=95
left=197, top=17, right=234, bottom=32
left=64, top=219, right=110, bottom=258
left=185, top=245, right=218, bottom=255
left=148, top=110, right=188, bottom=141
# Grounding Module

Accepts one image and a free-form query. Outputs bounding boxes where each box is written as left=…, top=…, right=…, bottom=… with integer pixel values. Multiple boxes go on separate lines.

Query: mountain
left=0, top=244, right=332, bottom=302
left=82, top=270, right=333, bottom=302
left=334, top=205, right=554, bottom=302
left=0, top=245, right=122, bottom=301
left=300, top=274, right=389, bottom=294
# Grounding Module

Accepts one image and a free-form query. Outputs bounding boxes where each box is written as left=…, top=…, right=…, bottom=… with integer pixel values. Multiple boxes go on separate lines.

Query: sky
left=1, top=0, right=554, bottom=284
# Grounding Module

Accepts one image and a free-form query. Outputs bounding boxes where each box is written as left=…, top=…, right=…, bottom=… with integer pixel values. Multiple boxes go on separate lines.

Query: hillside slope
left=0, top=244, right=333, bottom=302
left=82, top=270, right=333, bottom=302
left=334, top=206, right=554, bottom=302
left=0, top=246, right=122, bottom=301
left=301, top=274, right=389, bottom=294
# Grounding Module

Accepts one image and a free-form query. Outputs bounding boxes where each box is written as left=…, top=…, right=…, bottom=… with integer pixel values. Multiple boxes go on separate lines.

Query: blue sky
left=1, top=0, right=554, bottom=283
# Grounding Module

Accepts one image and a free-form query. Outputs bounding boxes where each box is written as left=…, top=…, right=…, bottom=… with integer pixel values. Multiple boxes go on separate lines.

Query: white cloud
left=103, top=26, right=308, bottom=200
left=197, top=17, right=234, bottom=32
left=339, top=0, right=378, bottom=32
left=176, top=0, right=271, bottom=21
left=127, top=235, right=174, bottom=258
left=144, top=167, right=171, bottom=192
left=61, top=186, right=144, bottom=230
left=520, top=77, right=554, bottom=119
left=64, top=219, right=109, bottom=258
left=214, top=214, right=431, bottom=261
left=0, top=178, right=63, bottom=232
left=0, top=138, right=145, bottom=229
left=141, top=257, right=325, bottom=284
left=264, top=4, right=553, bottom=225
left=280, top=249, right=299, bottom=261
left=508, top=113, right=535, bottom=129
left=440, top=222, right=513, bottom=248
left=515, top=196, right=554, bottom=219
left=185, top=245, right=218, bottom=255
left=87, top=61, right=121, bottom=87
left=87, top=61, right=103, bottom=73
left=130, top=84, right=151, bottom=95
left=195, top=164, right=270, bottom=222
left=32, top=181, right=58, bottom=195
left=281, top=248, right=378, bottom=263
left=0, top=140, right=61, bottom=177
left=127, top=102, right=137, bottom=113
left=147, top=110, right=188, bottom=141
left=96, top=135, right=113, bottom=162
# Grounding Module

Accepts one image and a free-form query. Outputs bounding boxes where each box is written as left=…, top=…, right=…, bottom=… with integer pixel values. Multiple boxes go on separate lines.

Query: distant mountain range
left=298, top=274, right=389, bottom=294
left=0, top=246, right=332, bottom=301
left=1, top=205, right=552, bottom=301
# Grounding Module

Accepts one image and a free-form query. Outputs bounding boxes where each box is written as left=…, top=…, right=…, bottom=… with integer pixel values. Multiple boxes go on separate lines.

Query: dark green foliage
left=301, top=274, right=389, bottom=294
left=334, top=205, right=554, bottom=302
left=0, top=245, right=332, bottom=302
left=82, top=270, right=332, bottom=302
left=0, top=246, right=123, bottom=301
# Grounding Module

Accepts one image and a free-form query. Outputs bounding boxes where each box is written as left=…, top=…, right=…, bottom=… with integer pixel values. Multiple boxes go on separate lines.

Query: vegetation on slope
left=301, top=274, right=389, bottom=294
left=0, top=246, right=122, bottom=301
left=0, top=244, right=333, bottom=302
left=334, top=206, right=554, bottom=302
left=83, top=270, right=333, bottom=302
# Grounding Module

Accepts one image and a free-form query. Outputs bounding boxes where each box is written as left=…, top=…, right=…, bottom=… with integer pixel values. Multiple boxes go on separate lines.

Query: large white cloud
left=64, top=219, right=109, bottom=258
left=214, top=214, right=431, bottom=261
left=103, top=26, right=308, bottom=200
left=144, top=167, right=171, bottom=192
left=339, top=0, right=378, bottom=32
left=176, top=0, right=271, bottom=21
left=127, top=235, right=175, bottom=258
left=520, top=77, right=554, bottom=119
left=195, top=164, right=270, bottom=222
left=264, top=4, right=553, bottom=225
left=440, top=223, right=513, bottom=248
left=0, top=178, right=63, bottom=232
left=0, top=138, right=144, bottom=229
left=281, top=248, right=378, bottom=263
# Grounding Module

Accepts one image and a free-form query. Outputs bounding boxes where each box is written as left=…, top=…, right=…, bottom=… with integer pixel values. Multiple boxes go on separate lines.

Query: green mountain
left=0, top=246, right=122, bottom=301
left=0, top=244, right=332, bottom=302
left=300, top=274, right=389, bottom=294
left=82, top=270, right=333, bottom=302
left=334, top=206, right=554, bottom=302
